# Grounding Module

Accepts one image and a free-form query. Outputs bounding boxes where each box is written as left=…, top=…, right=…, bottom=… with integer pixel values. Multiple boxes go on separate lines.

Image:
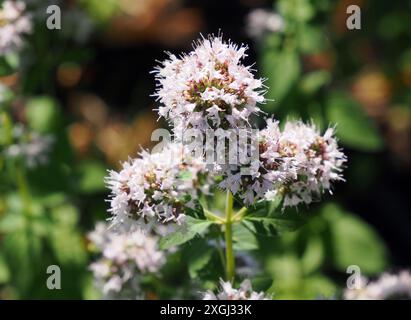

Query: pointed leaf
left=159, top=217, right=213, bottom=250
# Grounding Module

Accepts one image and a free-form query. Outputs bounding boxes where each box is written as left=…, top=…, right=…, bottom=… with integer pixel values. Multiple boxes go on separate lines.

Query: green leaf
left=26, top=96, right=61, bottom=134
left=49, top=226, right=87, bottom=266
left=301, top=234, right=324, bottom=274
left=79, top=0, right=120, bottom=22
left=267, top=254, right=302, bottom=287
left=159, top=216, right=213, bottom=250
left=0, top=212, right=26, bottom=233
left=5, top=53, right=19, bottom=69
left=47, top=204, right=86, bottom=266
left=300, top=70, right=331, bottom=95
left=278, top=0, right=315, bottom=23
left=0, top=54, right=18, bottom=76
left=321, top=203, right=388, bottom=275
left=2, top=229, right=43, bottom=296
left=178, top=170, right=194, bottom=181
left=52, top=203, right=80, bottom=228
left=251, top=277, right=273, bottom=292
left=249, top=195, right=284, bottom=217
left=36, top=192, right=66, bottom=207
left=243, top=216, right=299, bottom=237
left=77, top=161, right=107, bottom=194
left=297, top=25, right=325, bottom=54
left=326, top=92, right=384, bottom=151
left=261, top=49, right=300, bottom=110
left=244, top=198, right=308, bottom=237
left=0, top=253, right=10, bottom=284
left=183, top=239, right=214, bottom=278
left=0, top=111, right=14, bottom=145
left=233, top=223, right=258, bottom=250
left=301, top=274, right=337, bottom=299
left=82, top=274, right=102, bottom=300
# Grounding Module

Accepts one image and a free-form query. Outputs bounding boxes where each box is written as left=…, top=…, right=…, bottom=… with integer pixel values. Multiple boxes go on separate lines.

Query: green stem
left=204, top=208, right=225, bottom=224
left=224, top=190, right=235, bottom=282
left=15, top=163, right=31, bottom=216
left=217, top=235, right=226, bottom=270
left=232, top=206, right=248, bottom=222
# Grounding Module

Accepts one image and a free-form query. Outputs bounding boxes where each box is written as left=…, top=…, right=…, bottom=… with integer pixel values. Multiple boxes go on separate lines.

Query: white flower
left=344, top=271, right=411, bottom=300
left=0, top=0, right=32, bottom=54
left=278, top=121, right=346, bottom=207
left=220, top=119, right=346, bottom=207
left=153, top=36, right=265, bottom=135
left=202, top=278, right=270, bottom=300
left=4, top=128, right=54, bottom=168
left=106, top=142, right=212, bottom=232
left=246, top=9, right=285, bottom=40
left=88, top=222, right=166, bottom=299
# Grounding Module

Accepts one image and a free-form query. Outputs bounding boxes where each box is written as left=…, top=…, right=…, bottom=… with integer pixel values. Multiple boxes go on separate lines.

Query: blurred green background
left=0, top=0, right=410, bottom=299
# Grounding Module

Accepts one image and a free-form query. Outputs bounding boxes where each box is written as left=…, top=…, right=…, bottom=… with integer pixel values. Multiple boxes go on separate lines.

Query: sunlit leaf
left=26, top=96, right=61, bottom=134
left=301, top=234, right=324, bottom=274
left=326, top=92, right=384, bottom=151
left=300, top=70, right=331, bottom=95
left=323, top=204, right=388, bottom=275
left=278, top=0, right=315, bottom=22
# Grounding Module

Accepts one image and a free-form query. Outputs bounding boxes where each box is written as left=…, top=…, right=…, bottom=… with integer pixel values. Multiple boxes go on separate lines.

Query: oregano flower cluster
left=106, top=143, right=213, bottom=232
left=344, top=271, right=411, bottom=300
left=101, top=35, right=347, bottom=299
left=106, top=36, right=346, bottom=233
left=203, top=279, right=270, bottom=300
left=220, top=119, right=346, bottom=206
left=88, top=223, right=166, bottom=299
left=152, top=36, right=265, bottom=135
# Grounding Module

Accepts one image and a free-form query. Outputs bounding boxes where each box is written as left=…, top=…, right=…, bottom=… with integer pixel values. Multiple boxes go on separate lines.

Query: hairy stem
left=224, top=190, right=235, bottom=282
